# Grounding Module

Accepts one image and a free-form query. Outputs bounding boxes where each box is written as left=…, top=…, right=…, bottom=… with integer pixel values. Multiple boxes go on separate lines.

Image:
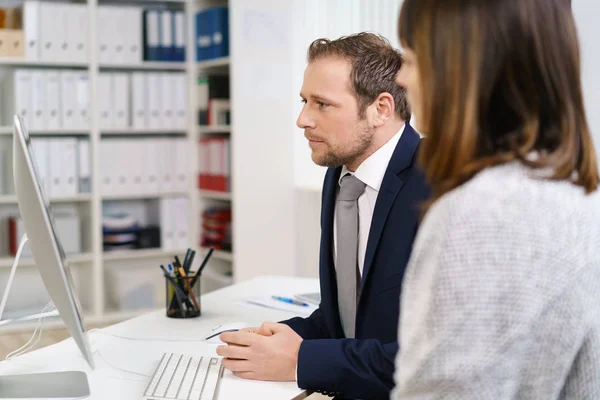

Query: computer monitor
left=0, top=115, right=93, bottom=398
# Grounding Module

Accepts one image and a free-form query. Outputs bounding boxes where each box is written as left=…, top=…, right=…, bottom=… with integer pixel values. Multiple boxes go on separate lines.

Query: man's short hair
left=307, top=32, right=410, bottom=121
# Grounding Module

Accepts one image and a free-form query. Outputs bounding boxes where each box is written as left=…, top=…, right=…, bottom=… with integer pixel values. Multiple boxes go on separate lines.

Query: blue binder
left=173, top=11, right=186, bottom=62
left=210, top=7, right=229, bottom=59
left=143, top=9, right=161, bottom=61
left=160, top=10, right=174, bottom=61
left=196, top=10, right=211, bottom=61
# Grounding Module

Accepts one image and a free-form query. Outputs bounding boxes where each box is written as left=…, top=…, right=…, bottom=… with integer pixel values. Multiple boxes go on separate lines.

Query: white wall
left=230, top=0, right=297, bottom=282
left=573, top=0, right=600, bottom=151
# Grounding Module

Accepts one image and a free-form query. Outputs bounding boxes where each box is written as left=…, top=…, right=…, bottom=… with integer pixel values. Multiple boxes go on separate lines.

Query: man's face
left=297, top=57, right=374, bottom=168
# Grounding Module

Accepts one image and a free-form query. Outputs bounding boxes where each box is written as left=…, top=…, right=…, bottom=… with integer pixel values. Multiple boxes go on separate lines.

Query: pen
left=177, top=265, right=200, bottom=311
left=185, top=250, right=196, bottom=273
left=160, top=266, right=188, bottom=315
left=190, top=248, right=214, bottom=288
left=182, top=249, right=191, bottom=272
left=271, top=296, right=309, bottom=307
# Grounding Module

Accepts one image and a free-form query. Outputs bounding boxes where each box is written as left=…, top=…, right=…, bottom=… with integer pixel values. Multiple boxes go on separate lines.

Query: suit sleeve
left=280, top=305, right=330, bottom=340
left=296, top=338, right=398, bottom=400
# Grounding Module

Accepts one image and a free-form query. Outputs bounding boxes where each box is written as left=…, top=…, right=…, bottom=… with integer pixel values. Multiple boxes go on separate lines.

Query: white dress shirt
left=334, top=125, right=404, bottom=276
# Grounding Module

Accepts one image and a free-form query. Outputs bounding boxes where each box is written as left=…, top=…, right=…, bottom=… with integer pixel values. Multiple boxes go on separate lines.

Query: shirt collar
left=339, top=125, right=405, bottom=192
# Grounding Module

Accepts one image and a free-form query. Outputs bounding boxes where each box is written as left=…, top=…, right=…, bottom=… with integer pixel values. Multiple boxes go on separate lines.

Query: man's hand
left=216, top=322, right=302, bottom=382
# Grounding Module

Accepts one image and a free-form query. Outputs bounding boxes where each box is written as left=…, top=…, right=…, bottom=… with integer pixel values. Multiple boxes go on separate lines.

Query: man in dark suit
left=217, top=33, right=430, bottom=399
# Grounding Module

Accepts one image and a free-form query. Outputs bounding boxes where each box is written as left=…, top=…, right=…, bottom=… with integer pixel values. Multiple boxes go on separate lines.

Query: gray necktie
left=336, top=173, right=366, bottom=338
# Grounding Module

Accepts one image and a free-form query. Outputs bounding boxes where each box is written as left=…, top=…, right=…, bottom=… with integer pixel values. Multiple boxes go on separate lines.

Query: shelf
left=197, top=57, right=230, bottom=70
left=101, top=128, right=187, bottom=135
left=0, top=126, right=90, bottom=136
left=199, top=190, right=232, bottom=201
left=0, top=194, right=92, bottom=205
left=200, top=247, right=233, bottom=262
left=197, top=125, right=231, bottom=135
left=0, top=58, right=89, bottom=68
left=99, top=62, right=186, bottom=71
left=102, top=192, right=188, bottom=201
left=102, top=248, right=188, bottom=262
left=0, top=252, right=94, bottom=268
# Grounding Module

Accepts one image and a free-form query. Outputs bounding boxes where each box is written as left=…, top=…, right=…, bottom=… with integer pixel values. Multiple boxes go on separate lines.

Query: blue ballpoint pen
left=272, top=296, right=309, bottom=307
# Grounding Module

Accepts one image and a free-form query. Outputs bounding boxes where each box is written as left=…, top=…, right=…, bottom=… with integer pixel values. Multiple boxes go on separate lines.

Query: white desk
left=0, top=276, right=319, bottom=399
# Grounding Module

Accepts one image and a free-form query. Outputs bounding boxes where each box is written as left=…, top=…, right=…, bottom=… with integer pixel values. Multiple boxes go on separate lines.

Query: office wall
left=573, top=0, right=600, bottom=151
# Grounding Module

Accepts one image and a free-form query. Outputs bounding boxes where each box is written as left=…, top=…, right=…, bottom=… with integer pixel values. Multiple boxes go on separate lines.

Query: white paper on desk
left=243, top=296, right=317, bottom=317
left=220, top=369, right=304, bottom=399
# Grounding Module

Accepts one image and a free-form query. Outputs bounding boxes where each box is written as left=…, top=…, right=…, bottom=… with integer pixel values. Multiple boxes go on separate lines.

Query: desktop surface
left=0, top=276, right=318, bottom=400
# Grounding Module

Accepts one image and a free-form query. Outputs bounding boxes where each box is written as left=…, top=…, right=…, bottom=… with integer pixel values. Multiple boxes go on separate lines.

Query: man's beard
left=312, top=126, right=375, bottom=168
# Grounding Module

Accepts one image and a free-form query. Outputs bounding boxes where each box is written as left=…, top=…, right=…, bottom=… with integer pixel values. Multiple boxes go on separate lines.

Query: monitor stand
left=0, top=371, right=90, bottom=398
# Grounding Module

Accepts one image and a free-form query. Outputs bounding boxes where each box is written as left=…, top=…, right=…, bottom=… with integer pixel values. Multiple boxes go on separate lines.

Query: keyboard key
left=145, top=353, right=171, bottom=396
left=155, top=354, right=182, bottom=397
left=165, top=355, right=191, bottom=398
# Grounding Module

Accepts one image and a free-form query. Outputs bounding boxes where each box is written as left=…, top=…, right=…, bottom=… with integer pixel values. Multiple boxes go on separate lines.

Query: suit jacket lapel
left=321, top=167, right=343, bottom=335
left=360, top=125, right=421, bottom=292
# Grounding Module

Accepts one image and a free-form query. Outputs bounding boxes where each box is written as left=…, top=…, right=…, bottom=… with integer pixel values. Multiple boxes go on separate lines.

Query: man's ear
left=367, top=92, right=395, bottom=127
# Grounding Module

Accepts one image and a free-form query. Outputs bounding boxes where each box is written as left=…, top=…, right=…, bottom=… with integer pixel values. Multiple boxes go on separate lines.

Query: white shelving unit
left=0, top=0, right=234, bottom=332
left=193, top=0, right=234, bottom=296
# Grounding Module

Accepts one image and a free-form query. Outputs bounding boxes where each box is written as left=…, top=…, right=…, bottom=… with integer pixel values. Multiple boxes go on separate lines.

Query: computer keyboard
left=143, top=352, right=223, bottom=400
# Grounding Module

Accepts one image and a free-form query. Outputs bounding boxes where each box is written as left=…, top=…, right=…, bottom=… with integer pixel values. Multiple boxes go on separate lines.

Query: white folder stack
left=35, top=1, right=89, bottom=63
left=1, top=69, right=90, bottom=131
left=99, top=139, right=188, bottom=197
left=97, top=5, right=143, bottom=65
left=30, top=137, right=88, bottom=199
left=158, top=196, right=190, bottom=251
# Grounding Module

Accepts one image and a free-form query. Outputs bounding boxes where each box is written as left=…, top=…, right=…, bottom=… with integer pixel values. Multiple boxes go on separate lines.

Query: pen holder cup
left=165, top=273, right=201, bottom=319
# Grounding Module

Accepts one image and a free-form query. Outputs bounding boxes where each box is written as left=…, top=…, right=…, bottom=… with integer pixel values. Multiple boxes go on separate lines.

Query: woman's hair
left=399, top=0, right=598, bottom=203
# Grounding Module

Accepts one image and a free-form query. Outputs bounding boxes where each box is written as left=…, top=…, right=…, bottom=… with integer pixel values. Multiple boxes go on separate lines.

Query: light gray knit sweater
left=392, top=162, right=600, bottom=399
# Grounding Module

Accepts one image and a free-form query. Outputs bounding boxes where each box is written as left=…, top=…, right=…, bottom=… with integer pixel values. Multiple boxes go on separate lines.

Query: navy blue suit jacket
left=281, top=125, right=430, bottom=399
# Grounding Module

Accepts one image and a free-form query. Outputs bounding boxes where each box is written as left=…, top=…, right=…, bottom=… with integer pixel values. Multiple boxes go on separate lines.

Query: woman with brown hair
left=392, top=0, right=600, bottom=398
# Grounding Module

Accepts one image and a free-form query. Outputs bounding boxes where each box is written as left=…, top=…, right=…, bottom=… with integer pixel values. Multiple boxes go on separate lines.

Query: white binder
left=61, top=138, right=78, bottom=197
left=147, top=73, right=162, bottom=129
left=49, top=139, right=64, bottom=197
left=68, top=4, right=89, bottom=63
left=144, top=139, right=161, bottom=195
left=124, top=7, right=143, bottom=64
left=30, top=69, right=46, bottom=131
left=159, top=138, right=177, bottom=192
left=31, top=138, right=50, bottom=196
left=60, top=71, right=77, bottom=130
left=99, top=140, right=110, bottom=195
left=98, top=73, right=113, bottom=130
left=112, top=73, right=130, bottom=130
left=129, top=139, right=145, bottom=195
left=160, top=73, right=175, bottom=129
left=115, top=140, right=129, bottom=195
left=174, top=196, right=190, bottom=250
left=2, top=70, right=33, bottom=129
left=97, top=6, right=116, bottom=64
left=75, top=72, right=90, bottom=130
left=39, top=2, right=57, bottom=61
left=174, top=73, right=187, bottom=130
left=23, top=0, right=40, bottom=61
left=175, top=138, right=188, bottom=192
left=45, top=70, right=61, bottom=130
left=77, top=139, right=90, bottom=193
left=131, top=72, right=147, bottom=129
left=55, top=3, right=71, bottom=62
left=160, top=198, right=176, bottom=250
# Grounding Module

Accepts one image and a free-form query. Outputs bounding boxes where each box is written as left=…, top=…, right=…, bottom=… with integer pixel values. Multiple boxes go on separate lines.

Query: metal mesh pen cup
left=165, top=273, right=201, bottom=318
